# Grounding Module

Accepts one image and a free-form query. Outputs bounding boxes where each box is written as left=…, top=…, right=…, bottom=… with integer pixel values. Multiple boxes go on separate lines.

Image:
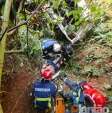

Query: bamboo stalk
left=0, top=0, right=13, bottom=113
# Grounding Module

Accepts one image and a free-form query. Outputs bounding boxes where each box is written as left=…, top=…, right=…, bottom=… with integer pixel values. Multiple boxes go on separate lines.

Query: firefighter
left=32, top=70, right=57, bottom=113
left=41, top=59, right=62, bottom=77
left=80, top=81, right=107, bottom=107
left=63, top=78, right=85, bottom=106
left=60, top=76, right=85, bottom=113
left=41, top=38, right=73, bottom=61
left=41, top=38, right=61, bottom=59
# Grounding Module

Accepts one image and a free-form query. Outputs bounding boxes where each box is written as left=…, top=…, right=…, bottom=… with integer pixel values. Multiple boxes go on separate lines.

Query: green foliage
left=66, top=24, right=76, bottom=34
left=63, top=55, right=82, bottom=75
left=17, top=0, right=105, bottom=59
left=82, top=65, right=105, bottom=76
left=17, top=10, right=43, bottom=57
left=93, top=22, right=112, bottom=46
left=42, top=0, right=104, bottom=36
left=85, top=54, right=100, bottom=63
left=67, top=7, right=84, bottom=28
left=18, top=23, right=42, bottom=57
left=51, top=0, right=62, bottom=9
left=90, top=4, right=104, bottom=21
left=73, top=63, right=82, bottom=75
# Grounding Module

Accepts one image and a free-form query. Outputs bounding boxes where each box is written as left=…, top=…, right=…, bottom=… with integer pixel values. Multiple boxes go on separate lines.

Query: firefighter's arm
left=62, top=91, right=73, bottom=99
left=64, top=78, right=78, bottom=90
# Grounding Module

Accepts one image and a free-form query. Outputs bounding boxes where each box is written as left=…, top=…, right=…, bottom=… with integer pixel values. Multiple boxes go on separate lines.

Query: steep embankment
left=1, top=0, right=112, bottom=113
left=70, top=0, right=112, bottom=110
left=1, top=54, right=38, bottom=113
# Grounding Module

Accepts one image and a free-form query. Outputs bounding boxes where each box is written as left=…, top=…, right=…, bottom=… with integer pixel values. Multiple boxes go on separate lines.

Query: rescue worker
left=41, top=59, right=62, bottom=77
left=41, top=38, right=61, bottom=59
left=79, top=81, right=108, bottom=113
left=41, top=38, right=73, bottom=61
left=63, top=80, right=108, bottom=113
left=60, top=75, right=85, bottom=113
left=32, top=70, right=57, bottom=113
left=80, top=81, right=107, bottom=107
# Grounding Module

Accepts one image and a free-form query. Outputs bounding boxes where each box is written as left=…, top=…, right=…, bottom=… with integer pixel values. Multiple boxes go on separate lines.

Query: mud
left=1, top=69, right=37, bottom=113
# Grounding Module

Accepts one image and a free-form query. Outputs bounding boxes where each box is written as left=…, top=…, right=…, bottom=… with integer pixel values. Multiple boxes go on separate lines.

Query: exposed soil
left=1, top=35, right=112, bottom=113
left=1, top=37, right=112, bottom=113
left=1, top=1, right=112, bottom=113
left=1, top=68, right=37, bottom=113
left=1, top=48, right=112, bottom=113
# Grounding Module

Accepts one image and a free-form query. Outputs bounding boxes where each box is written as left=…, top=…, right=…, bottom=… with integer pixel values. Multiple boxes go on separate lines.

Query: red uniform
left=82, top=83, right=107, bottom=107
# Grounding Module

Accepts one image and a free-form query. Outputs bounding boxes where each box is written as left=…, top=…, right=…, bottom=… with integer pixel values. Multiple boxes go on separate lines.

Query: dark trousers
left=37, top=108, right=52, bottom=113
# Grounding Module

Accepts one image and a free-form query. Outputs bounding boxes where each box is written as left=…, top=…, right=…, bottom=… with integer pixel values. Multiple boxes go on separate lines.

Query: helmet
left=41, top=69, right=53, bottom=80
left=53, top=43, right=61, bottom=52
left=42, top=39, right=57, bottom=50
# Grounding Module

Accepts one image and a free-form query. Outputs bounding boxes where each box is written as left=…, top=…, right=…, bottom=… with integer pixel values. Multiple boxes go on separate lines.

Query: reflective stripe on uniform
left=35, top=97, right=51, bottom=108
left=35, top=88, right=50, bottom=92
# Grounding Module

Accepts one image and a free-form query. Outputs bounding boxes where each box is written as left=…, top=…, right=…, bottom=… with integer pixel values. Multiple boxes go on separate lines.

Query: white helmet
left=53, top=43, right=61, bottom=52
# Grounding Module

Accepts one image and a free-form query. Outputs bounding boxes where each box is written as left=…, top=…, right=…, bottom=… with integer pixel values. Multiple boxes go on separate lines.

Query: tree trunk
left=0, top=0, right=13, bottom=113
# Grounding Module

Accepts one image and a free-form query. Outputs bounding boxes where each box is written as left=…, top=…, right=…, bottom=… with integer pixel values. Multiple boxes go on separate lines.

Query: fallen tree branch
left=71, top=23, right=94, bottom=44
left=47, top=7, right=72, bottom=42
left=0, top=28, right=8, bottom=41
left=47, top=7, right=94, bottom=44
left=7, top=21, right=27, bottom=33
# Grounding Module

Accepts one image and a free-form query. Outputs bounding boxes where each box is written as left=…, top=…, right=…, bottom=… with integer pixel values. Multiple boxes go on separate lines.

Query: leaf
left=52, top=0, right=61, bottom=9
left=73, top=0, right=80, bottom=4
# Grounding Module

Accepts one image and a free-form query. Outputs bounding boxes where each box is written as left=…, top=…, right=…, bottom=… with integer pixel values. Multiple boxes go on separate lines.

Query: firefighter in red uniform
left=80, top=81, right=107, bottom=108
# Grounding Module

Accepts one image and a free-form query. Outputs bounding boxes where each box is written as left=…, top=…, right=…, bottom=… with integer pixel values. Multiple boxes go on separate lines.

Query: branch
left=7, top=0, right=45, bottom=33
left=7, top=21, right=27, bottom=33
left=5, top=50, right=24, bottom=54
left=47, top=7, right=94, bottom=44
left=47, top=7, right=72, bottom=42
left=71, top=23, right=94, bottom=44
left=0, top=27, right=8, bottom=41
left=7, top=28, right=17, bottom=36
left=18, top=0, right=25, bottom=13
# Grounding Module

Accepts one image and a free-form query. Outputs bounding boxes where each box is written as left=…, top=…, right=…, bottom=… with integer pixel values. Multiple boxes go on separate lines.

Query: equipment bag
left=55, top=97, right=65, bottom=113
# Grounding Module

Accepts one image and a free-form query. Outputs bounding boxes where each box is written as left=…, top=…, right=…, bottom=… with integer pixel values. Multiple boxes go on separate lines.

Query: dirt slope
left=1, top=0, right=112, bottom=113
left=2, top=69, right=36, bottom=113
